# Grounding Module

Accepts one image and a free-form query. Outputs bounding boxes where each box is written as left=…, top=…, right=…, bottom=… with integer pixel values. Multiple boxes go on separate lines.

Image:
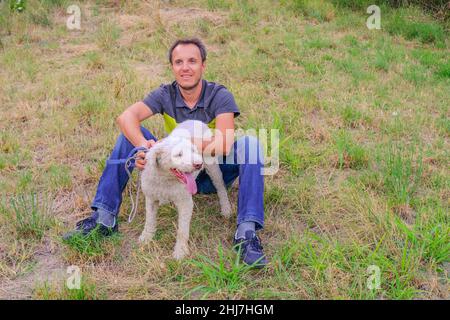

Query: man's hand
left=135, top=139, right=156, bottom=170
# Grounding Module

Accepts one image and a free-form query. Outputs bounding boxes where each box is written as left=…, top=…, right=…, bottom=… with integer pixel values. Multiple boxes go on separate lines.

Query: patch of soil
left=0, top=239, right=66, bottom=300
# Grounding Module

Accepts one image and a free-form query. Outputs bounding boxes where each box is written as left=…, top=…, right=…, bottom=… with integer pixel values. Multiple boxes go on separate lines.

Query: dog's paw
left=172, top=245, right=189, bottom=260
left=220, top=202, right=232, bottom=218
left=138, top=232, right=154, bottom=243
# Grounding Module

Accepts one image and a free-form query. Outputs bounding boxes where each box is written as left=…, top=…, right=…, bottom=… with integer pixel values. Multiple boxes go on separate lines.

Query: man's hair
left=168, top=38, right=207, bottom=64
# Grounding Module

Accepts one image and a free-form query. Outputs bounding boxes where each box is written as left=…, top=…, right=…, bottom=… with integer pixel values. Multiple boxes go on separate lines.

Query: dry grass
left=0, top=0, right=448, bottom=299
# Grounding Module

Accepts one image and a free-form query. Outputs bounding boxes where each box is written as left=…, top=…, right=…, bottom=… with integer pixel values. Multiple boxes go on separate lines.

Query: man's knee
left=140, top=126, right=157, bottom=141
left=116, top=127, right=156, bottom=147
left=235, top=135, right=263, bottom=164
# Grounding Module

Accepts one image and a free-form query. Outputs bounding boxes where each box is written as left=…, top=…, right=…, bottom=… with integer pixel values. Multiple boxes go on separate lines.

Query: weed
left=0, top=193, right=55, bottom=240
left=377, top=144, right=424, bottom=208
left=62, top=226, right=122, bottom=262
left=47, top=164, right=72, bottom=190
left=187, top=243, right=256, bottom=298
left=0, top=0, right=448, bottom=300
left=386, top=10, right=446, bottom=45
left=334, top=130, right=368, bottom=169
left=284, top=0, right=335, bottom=22
left=34, top=278, right=105, bottom=300
left=96, top=21, right=121, bottom=50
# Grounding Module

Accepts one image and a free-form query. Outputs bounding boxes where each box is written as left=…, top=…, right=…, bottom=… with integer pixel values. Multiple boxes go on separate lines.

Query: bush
left=385, top=0, right=449, bottom=21
left=331, top=0, right=372, bottom=9
left=332, top=0, right=449, bottom=21
left=386, top=10, right=446, bottom=44
left=9, top=0, right=26, bottom=12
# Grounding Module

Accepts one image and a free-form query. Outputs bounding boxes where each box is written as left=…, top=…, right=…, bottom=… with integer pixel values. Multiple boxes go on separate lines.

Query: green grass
left=335, top=57, right=372, bottom=83
left=411, top=205, right=449, bottom=265
left=62, top=226, right=122, bottom=262
left=334, top=130, right=368, bottom=170
left=270, top=231, right=424, bottom=299
left=96, top=20, right=121, bottom=50
left=435, top=61, right=450, bottom=79
left=373, top=40, right=403, bottom=72
left=0, top=193, right=55, bottom=240
left=341, top=105, right=372, bottom=128
left=17, top=170, right=33, bottom=191
left=0, top=0, right=448, bottom=300
left=186, top=243, right=257, bottom=299
left=331, top=0, right=372, bottom=9
left=284, top=0, right=335, bottom=22
left=377, top=144, right=424, bottom=208
left=0, top=131, right=22, bottom=171
left=0, top=238, right=37, bottom=279
left=386, top=9, right=446, bottom=46
left=46, top=164, right=72, bottom=190
left=84, top=51, right=105, bottom=70
left=207, top=0, right=232, bottom=10
left=73, top=94, right=109, bottom=121
left=34, top=278, right=105, bottom=300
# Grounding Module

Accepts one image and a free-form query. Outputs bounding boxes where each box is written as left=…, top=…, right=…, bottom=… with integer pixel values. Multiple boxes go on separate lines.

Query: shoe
left=62, top=213, right=118, bottom=241
left=233, top=230, right=268, bottom=268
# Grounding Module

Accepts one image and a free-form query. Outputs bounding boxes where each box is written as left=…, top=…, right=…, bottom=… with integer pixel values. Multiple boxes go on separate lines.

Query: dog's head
left=146, top=136, right=203, bottom=174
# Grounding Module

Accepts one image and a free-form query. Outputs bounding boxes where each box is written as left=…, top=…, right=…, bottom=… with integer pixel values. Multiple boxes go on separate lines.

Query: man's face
left=171, top=44, right=205, bottom=90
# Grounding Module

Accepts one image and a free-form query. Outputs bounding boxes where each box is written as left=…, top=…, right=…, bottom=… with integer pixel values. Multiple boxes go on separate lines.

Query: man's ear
left=201, top=61, right=206, bottom=73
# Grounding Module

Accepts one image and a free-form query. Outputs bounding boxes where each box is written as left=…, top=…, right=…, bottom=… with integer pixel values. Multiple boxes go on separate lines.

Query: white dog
left=139, top=120, right=232, bottom=260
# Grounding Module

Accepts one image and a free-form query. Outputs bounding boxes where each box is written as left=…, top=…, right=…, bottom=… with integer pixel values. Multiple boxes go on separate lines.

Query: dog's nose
left=193, top=163, right=202, bottom=170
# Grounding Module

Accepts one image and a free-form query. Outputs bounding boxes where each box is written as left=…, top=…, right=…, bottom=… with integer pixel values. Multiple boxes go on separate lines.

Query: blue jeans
left=91, top=127, right=264, bottom=230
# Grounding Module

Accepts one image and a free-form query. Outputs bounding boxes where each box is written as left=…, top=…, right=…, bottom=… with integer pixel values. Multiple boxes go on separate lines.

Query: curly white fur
left=139, top=120, right=232, bottom=260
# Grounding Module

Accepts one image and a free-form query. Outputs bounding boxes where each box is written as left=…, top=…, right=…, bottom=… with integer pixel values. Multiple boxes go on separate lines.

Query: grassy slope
left=0, top=0, right=448, bottom=299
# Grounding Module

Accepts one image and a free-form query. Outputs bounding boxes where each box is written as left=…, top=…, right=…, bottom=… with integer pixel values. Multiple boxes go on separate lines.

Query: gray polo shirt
left=142, top=79, right=240, bottom=134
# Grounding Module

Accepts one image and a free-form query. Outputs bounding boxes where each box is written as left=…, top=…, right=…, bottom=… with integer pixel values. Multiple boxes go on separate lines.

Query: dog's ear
left=149, top=145, right=163, bottom=167
left=155, top=149, right=162, bottom=167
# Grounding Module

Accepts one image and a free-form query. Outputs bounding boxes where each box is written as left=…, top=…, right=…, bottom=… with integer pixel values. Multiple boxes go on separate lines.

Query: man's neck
left=179, top=80, right=203, bottom=108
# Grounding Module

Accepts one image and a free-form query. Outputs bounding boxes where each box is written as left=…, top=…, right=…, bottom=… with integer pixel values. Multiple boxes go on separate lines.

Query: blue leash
left=106, top=146, right=150, bottom=223
left=106, top=146, right=149, bottom=166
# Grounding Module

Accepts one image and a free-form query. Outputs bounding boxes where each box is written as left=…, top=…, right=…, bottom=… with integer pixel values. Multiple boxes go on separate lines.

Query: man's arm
left=117, top=101, right=156, bottom=170
left=194, top=112, right=235, bottom=157
left=116, top=101, right=154, bottom=147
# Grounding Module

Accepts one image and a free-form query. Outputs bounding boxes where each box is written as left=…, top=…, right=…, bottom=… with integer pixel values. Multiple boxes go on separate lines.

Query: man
left=63, top=38, right=267, bottom=267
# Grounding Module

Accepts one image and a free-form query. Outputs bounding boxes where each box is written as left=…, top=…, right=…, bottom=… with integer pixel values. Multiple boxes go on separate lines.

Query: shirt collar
left=175, top=80, right=206, bottom=109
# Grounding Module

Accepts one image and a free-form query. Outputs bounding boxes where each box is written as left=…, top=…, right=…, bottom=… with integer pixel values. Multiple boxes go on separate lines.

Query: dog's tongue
left=183, top=172, right=197, bottom=195
left=170, top=169, right=197, bottom=194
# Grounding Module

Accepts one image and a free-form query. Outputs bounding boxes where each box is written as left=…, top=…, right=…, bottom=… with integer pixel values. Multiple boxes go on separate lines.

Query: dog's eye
left=177, top=152, right=183, bottom=157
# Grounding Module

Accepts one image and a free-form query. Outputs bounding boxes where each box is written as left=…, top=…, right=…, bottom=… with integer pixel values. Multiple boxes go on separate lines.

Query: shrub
left=386, top=11, right=446, bottom=44
left=332, top=0, right=449, bottom=20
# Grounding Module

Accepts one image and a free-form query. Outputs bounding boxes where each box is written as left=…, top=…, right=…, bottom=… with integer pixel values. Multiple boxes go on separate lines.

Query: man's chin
left=178, top=79, right=201, bottom=91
